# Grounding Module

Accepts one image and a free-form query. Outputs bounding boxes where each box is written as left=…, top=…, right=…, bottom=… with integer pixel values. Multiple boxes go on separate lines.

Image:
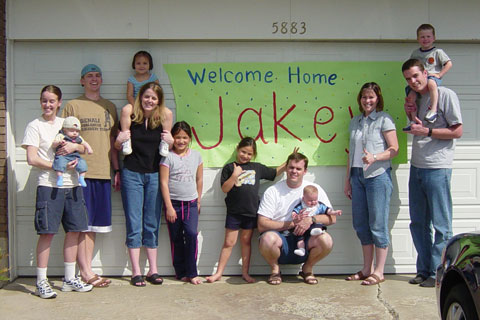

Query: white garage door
left=11, top=41, right=480, bottom=276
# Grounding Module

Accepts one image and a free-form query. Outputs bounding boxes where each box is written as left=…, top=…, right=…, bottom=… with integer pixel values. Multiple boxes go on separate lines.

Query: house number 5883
left=272, top=22, right=306, bottom=35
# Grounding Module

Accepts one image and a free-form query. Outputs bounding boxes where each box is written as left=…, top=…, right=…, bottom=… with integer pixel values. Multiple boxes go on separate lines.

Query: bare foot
left=190, top=276, right=202, bottom=285
left=206, top=273, right=222, bottom=283
left=242, top=274, right=256, bottom=283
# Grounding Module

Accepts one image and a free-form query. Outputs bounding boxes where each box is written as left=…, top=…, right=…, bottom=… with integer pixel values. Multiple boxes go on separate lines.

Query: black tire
left=442, top=283, right=478, bottom=320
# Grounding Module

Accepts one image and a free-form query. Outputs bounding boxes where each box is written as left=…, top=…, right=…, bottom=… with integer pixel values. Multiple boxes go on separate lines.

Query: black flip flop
left=146, top=273, right=163, bottom=285
left=130, top=275, right=146, bottom=287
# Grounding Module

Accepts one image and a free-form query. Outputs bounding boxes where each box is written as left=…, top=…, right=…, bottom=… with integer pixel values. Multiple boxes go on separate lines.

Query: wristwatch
left=311, top=216, right=317, bottom=224
left=373, top=154, right=377, bottom=161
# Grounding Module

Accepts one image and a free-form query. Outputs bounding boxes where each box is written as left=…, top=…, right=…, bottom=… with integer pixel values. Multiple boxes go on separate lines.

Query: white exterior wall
left=6, top=0, right=480, bottom=277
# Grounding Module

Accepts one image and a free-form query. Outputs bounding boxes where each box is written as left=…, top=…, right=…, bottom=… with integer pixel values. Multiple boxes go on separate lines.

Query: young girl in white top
left=22, top=85, right=93, bottom=298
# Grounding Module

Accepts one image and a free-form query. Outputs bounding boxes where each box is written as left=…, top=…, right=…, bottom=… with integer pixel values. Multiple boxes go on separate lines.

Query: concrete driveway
left=0, top=274, right=437, bottom=320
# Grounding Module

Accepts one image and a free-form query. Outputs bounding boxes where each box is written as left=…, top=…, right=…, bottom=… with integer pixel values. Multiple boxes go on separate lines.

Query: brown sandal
left=267, top=272, right=282, bottom=285
left=84, top=275, right=110, bottom=288
left=361, top=274, right=385, bottom=286
left=299, top=271, right=318, bottom=285
left=345, top=271, right=368, bottom=281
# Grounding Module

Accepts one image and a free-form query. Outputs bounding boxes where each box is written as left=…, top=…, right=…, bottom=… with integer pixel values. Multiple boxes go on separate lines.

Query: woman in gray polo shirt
left=344, top=82, right=399, bottom=286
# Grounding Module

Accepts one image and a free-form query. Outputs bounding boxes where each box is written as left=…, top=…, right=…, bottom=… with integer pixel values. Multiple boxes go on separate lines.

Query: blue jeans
left=350, top=167, right=392, bottom=248
left=121, top=168, right=162, bottom=248
left=409, top=166, right=452, bottom=278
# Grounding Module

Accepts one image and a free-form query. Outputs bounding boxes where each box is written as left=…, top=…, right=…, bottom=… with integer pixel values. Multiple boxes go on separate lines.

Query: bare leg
left=258, top=231, right=282, bottom=282
left=361, top=244, right=375, bottom=276
left=362, top=246, right=388, bottom=285
left=297, top=239, right=305, bottom=250
left=406, top=91, right=417, bottom=121
left=120, top=105, right=133, bottom=154
left=206, top=229, right=239, bottom=283
left=403, top=91, right=418, bottom=131
left=37, top=234, right=55, bottom=268
left=128, top=247, right=141, bottom=277
left=63, top=232, right=80, bottom=263
left=120, top=105, right=133, bottom=132
left=145, top=247, right=158, bottom=277
left=239, top=229, right=256, bottom=283
left=77, top=232, right=98, bottom=280
left=426, top=79, right=439, bottom=122
left=303, top=233, right=334, bottom=273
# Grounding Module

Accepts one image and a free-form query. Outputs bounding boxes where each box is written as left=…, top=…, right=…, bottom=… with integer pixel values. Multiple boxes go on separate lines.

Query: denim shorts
left=52, top=153, right=88, bottom=173
left=35, top=186, right=89, bottom=234
left=225, top=214, right=257, bottom=230
left=260, top=230, right=309, bottom=265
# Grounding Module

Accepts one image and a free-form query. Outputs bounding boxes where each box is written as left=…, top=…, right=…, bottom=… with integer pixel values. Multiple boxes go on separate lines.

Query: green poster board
left=165, top=61, right=407, bottom=168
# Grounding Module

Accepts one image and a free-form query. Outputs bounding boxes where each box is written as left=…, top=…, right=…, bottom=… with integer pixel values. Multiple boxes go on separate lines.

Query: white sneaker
left=424, top=110, right=438, bottom=123
left=35, top=279, right=57, bottom=299
left=294, top=248, right=306, bottom=256
left=310, top=228, right=324, bottom=236
left=122, top=139, right=132, bottom=155
left=62, top=276, right=93, bottom=292
left=159, top=140, right=169, bottom=157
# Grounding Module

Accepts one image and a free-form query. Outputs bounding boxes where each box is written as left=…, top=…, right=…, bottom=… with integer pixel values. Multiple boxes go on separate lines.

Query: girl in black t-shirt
left=206, top=137, right=287, bottom=283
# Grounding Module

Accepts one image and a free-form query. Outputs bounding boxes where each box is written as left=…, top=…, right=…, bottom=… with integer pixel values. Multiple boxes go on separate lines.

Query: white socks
left=64, top=262, right=76, bottom=282
left=294, top=248, right=306, bottom=256
left=310, top=228, right=324, bottom=236
left=36, top=267, right=48, bottom=284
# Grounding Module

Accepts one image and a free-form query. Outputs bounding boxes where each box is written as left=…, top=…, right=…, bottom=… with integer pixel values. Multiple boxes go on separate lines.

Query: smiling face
left=403, top=66, right=429, bottom=94
left=236, top=146, right=254, bottom=164
left=360, top=88, right=378, bottom=116
left=286, top=159, right=307, bottom=188
left=134, top=56, right=150, bottom=76
left=80, top=71, right=102, bottom=93
left=417, top=29, right=435, bottom=50
left=140, top=88, right=159, bottom=114
left=40, top=91, right=62, bottom=120
left=173, top=129, right=191, bottom=154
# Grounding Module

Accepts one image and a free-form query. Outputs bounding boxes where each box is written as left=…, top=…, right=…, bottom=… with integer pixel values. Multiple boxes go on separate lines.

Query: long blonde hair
left=131, top=82, right=166, bottom=129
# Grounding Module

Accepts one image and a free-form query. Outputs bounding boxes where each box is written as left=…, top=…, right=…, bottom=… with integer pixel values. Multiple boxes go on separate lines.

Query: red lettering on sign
left=345, top=105, right=354, bottom=154
left=238, top=108, right=268, bottom=144
left=272, top=92, right=301, bottom=143
left=313, top=106, right=336, bottom=143
left=192, top=96, right=224, bottom=149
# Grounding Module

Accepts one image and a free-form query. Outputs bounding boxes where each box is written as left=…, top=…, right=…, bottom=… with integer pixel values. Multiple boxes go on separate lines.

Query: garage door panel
left=11, top=41, right=480, bottom=276
left=456, top=100, right=479, bottom=141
